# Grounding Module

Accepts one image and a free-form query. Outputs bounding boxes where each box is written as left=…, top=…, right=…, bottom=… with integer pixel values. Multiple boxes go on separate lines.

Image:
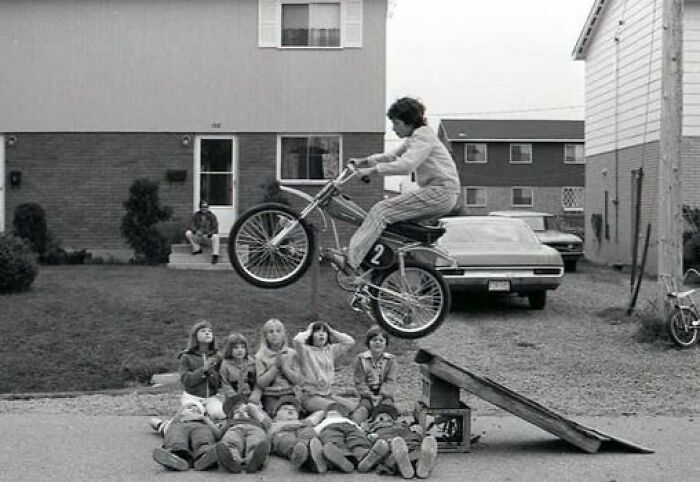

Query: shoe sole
left=215, top=442, right=241, bottom=473
left=391, top=437, right=415, bottom=479
left=357, top=439, right=389, bottom=473
left=309, top=438, right=327, bottom=474
left=322, top=444, right=354, bottom=473
left=290, top=442, right=308, bottom=469
left=152, top=448, right=189, bottom=471
left=415, top=436, right=438, bottom=478
left=245, top=441, right=270, bottom=473
left=193, top=447, right=218, bottom=471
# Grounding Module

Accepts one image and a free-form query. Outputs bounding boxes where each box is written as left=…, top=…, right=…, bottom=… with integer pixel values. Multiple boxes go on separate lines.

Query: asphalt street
left=0, top=414, right=697, bottom=481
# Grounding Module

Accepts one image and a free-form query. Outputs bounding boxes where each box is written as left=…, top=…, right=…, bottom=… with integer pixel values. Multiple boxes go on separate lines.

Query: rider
left=324, top=96, right=461, bottom=274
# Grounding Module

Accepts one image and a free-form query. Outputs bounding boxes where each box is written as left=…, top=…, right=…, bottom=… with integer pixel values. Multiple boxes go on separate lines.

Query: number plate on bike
left=488, top=280, right=510, bottom=292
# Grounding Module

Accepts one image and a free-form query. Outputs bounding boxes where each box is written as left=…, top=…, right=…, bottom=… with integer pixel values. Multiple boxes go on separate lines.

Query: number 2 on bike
left=227, top=162, right=455, bottom=339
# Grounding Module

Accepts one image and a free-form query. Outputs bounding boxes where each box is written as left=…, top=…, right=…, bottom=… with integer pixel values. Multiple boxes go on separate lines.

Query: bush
left=12, top=202, right=48, bottom=257
left=0, top=233, right=39, bottom=294
left=120, top=353, right=175, bottom=386
left=120, top=179, right=173, bottom=264
left=259, top=178, right=290, bottom=205
left=633, top=300, right=670, bottom=344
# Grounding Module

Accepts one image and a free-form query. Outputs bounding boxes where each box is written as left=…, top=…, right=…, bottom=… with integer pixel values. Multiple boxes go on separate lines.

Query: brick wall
left=460, top=186, right=582, bottom=218
left=4, top=132, right=384, bottom=253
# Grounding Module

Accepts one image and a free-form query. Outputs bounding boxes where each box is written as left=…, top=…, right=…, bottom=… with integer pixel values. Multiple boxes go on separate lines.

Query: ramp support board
left=414, top=348, right=653, bottom=454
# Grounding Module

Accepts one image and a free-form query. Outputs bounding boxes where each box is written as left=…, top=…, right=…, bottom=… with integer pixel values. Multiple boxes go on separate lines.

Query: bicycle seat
left=384, top=221, right=445, bottom=244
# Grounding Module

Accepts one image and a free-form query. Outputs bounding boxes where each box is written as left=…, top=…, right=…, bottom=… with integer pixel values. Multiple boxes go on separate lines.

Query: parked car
left=489, top=211, right=584, bottom=272
left=435, top=216, right=564, bottom=309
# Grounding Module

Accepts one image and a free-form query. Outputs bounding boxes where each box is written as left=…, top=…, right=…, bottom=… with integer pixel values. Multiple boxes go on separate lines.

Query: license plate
left=488, top=280, right=511, bottom=292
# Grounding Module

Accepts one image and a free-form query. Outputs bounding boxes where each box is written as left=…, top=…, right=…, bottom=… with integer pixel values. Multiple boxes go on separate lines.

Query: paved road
left=0, top=414, right=697, bottom=481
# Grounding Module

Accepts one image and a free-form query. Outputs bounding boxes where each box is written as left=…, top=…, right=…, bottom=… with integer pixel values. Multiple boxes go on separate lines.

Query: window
left=279, top=135, right=341, bottom=183
left=512, top=187, right=533, bottom=207
left=561, top=186, right=584, bottom=211
left=510, top=143, right=532, bottom=164
left=464, top=143, right=487, bottom=163
left=564, top=144, right=584, bottom=164
left=464, top=187, right=487, bottom=207
left=282, top=2, right=340, bottom=47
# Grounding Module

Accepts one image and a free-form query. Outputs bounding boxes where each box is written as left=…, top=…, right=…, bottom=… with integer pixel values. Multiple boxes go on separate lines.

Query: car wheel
left=564, top=260, right=577, bottom=272
left=528, top=291, right=546, bottom=310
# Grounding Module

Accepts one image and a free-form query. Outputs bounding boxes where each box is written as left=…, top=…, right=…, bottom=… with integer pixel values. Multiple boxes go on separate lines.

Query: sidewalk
left=0, top=413, right=696, bottom=482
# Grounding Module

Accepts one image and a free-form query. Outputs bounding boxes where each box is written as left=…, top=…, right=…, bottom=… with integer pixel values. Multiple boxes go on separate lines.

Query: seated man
left=185, top=200, right=220, bottom=264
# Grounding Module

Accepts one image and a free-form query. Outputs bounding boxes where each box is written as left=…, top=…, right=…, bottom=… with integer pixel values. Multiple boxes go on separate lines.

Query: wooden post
left=310, top=224, right=320, bottom=320
left=658, top=0, right=683, bottom=285
left=630, top=168, right=644, bottom=292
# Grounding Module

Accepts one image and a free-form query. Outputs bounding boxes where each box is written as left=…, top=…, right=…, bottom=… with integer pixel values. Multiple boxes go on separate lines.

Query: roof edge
left=572, top=0, right=610, bottom=60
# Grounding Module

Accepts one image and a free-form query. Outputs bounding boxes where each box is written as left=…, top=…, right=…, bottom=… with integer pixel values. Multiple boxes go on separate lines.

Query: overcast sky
left=385, top=0, right=593, bottom=126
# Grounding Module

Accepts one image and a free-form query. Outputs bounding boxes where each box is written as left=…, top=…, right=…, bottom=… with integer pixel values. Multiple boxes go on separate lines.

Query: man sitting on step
left=185, top=200, right=220, bottom=264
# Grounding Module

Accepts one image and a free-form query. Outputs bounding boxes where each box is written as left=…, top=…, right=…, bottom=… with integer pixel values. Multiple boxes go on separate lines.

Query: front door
left=194, top=136, right=237, bottom=236
left=0, top=135, right=5, bottom=233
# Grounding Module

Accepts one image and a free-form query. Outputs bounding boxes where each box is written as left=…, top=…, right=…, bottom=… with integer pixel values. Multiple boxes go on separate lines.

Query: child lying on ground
left=215, top=394, right=271, bottom=474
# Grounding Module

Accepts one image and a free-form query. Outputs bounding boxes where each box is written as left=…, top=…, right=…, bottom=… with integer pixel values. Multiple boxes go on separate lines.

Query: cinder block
left=417, top=402, right=471, bottom=453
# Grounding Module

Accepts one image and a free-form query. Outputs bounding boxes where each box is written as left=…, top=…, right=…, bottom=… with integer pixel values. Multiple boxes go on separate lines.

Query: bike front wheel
left=370, top=261, right=450, bottom=339
left=668, top=306, right=699, bottom=348
left=228, top=203, right=314, bottom=289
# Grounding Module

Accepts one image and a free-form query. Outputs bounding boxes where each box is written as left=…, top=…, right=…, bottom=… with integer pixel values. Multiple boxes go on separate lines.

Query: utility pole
left=658, top=0, right=683, bottom=284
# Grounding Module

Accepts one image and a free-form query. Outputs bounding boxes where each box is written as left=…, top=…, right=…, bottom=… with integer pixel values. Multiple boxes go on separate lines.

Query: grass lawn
left=0, top=265, right=416, bottom=393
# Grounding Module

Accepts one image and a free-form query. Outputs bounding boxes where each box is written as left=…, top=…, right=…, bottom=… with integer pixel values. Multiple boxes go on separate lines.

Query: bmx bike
left=660, top=268, right=700, bottom=348
left=227, top=163, right=455, bottom=339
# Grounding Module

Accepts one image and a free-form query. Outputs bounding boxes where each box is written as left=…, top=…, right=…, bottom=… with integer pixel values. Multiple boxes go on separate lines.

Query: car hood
left=535, top=230, right=582, bottom=244
left=437, top=242, right=563, bottom=267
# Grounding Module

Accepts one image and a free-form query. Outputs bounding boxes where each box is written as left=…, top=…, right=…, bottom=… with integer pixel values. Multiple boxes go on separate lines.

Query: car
left=488, top=210, right=584, bottom=272
left=435, top=216, right=564, bottom=309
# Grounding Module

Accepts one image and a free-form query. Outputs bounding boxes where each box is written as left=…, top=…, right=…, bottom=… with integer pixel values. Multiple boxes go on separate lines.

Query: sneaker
left=211, top=255, right=219, bottom=265
left=415, top=436, right=438, bottom=479
left=215, top=441, right=241, bottom=473
left=193, top=446, right=218, bottom=471
left=357, top=439, right=389, bottom=473
left=192, top=249, right=203, bottom=255
left=322, top=443, right=354, bottom=473
left=152, top=447, right=189, bottom=471
left=289, top=440, right=309, bottom=469
left=245, top=440, right=270, bottom=473
left=148, top=417, right=163, bottom=433
left=308, top=438, right=327, bottom=474
left=390, top=437, right=414, bottom=479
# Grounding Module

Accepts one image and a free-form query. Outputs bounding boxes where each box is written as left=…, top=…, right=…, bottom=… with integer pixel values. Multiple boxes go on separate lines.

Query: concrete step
left=168, top=243, right=233, bottom=271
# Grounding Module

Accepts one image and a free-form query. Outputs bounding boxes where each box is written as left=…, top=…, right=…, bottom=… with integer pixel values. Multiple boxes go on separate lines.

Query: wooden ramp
left=415, top=348, right=653, bottom=454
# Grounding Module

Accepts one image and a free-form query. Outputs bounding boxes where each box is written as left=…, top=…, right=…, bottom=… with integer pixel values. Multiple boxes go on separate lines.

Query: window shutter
left=344, top=0, right=363, bottom=47
left=259, top=0, right=280, bottom=48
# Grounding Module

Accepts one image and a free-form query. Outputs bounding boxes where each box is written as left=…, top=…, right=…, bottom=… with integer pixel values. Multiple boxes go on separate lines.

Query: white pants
left=185, top=230, right=220, bottom=256
left=180, top=391, right=226, bottom=420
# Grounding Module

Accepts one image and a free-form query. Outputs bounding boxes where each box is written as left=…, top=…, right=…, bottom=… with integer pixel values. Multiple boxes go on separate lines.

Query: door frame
left=193, top=135, right=238, bottom=235
left=0, top=135, right=5, bottom=233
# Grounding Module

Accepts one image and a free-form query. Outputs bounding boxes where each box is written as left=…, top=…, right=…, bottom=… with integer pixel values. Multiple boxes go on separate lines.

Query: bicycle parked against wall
left=227, top=162, right=454, bottom=339
left=660, top=269, right=700, bottom=348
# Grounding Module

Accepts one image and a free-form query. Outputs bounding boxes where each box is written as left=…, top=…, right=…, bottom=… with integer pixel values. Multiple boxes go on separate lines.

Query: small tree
left=13, top=202, right=48, bottom=257
left=0, top=233, right=39, bottom=294
left=120, top=179, right=173, bottom=264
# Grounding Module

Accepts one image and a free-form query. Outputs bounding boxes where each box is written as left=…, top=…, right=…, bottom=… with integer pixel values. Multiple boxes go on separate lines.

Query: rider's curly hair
left=387, top=97, right=427, bottom=128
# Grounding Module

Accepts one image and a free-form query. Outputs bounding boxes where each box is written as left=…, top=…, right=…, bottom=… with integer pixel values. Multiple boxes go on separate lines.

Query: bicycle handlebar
left=347, top=160, right=371, bottom=184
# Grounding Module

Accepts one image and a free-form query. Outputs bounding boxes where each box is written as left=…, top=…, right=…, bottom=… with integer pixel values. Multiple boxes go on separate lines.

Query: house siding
left=683, top=1, right=700, bottom=135
left=0, top=0, right=386, bottom=133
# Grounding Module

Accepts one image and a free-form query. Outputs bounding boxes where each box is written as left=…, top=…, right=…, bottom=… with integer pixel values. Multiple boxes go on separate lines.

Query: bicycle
left=227, top=163, right=455, bottom=339
left=660, top=269, right=700, bottom=348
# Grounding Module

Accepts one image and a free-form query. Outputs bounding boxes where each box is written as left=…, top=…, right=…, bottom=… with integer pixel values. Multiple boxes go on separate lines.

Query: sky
left=385, top=0, right=594, bottom=126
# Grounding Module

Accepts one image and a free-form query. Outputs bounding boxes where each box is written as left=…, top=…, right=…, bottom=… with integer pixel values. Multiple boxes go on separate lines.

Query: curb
left=0, top=384, right=177, bottom=401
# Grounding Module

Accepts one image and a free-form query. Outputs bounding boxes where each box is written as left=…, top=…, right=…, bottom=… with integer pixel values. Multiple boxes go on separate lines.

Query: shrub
left=120, top=179, right=173, bottom=264
left=259, top=178, right=290, bottom=205
left=633, top=300, right=670, bottom=344
left=0, top=233, right=39, bottom=294
left=12, top=202, right=48, bottom=257
left=120, top=353, right=175, bottom=386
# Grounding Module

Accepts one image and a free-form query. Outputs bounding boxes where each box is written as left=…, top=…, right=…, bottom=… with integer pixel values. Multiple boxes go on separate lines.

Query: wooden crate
left=419, top=365, right=461, bottom=408
left=417, top=402, right=471, bottom=453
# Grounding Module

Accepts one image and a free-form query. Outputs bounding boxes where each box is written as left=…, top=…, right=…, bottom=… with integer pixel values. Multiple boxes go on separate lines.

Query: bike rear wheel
left=668, top=306, right=699, bottom=348
left=228, top=203, right=314, bottom=289
left=370, top=261, right=450, bottom=339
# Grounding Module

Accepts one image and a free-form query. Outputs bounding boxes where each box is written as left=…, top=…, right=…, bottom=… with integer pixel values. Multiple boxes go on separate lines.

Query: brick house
left=437, top=119, right=585, bottom=227
left=573, top=0, right=700, bottom=273
left=0, top=0, right=387, bottom=258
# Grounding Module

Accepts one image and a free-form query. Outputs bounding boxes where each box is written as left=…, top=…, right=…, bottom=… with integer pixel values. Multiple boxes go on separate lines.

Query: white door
left=0, top=135, right=5, bottom=233
left=194, top=136, right=237, bottom=236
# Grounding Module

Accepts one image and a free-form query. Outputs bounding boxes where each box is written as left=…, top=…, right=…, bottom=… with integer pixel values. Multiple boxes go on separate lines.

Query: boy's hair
left=370, top=403, right=399, bottom=421
left=223, top=394, right=248, bottom=417
left=305, top=321, right=331, bottom=346
left=223, top=333, right=249, bottom=359
left=387, top=97, right=427, bottom=128
left=365, top=324, right=389, bottom=348
left=186, top=319, right=216, bottom=352
left=272, top=395, right=301, bottom=417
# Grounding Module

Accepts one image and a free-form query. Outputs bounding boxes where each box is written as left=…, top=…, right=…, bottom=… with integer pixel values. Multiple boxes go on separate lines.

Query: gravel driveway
left=1, top=262, right=698, bottom=418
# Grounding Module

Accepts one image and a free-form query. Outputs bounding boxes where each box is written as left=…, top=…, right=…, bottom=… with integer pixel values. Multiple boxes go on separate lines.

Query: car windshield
left=441, top=221, right=540, bottom=246
left=517, top=216, right=561, bottom=232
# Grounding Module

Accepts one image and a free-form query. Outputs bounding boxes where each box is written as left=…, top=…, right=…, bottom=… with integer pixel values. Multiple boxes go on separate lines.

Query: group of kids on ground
left=150, top=318, right=437, bottom=478
left=149, top=318, right=438, bottom=478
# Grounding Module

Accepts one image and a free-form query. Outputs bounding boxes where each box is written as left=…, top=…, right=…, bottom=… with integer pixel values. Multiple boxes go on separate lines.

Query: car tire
left=528, top=291, right=546, bottom=310
left=564, top=260, right=578, bottom=272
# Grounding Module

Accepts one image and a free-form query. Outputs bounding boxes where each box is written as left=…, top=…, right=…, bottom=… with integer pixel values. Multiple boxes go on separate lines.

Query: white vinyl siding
left=582, top=0, right=663, bottom=156
left=683, top=2, right=700, bottom=135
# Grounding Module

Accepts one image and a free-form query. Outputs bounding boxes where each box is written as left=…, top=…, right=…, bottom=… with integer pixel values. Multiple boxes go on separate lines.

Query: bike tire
left=228, top=203, right=315, bottom=289
left=668, top=306, right=699, bottom=348
left=370, top=261, right=450, bottom=339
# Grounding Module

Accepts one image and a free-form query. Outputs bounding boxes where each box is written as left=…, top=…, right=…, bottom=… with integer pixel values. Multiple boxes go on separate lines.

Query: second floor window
left=279, top=135, right=341, bottom=183
left=464, top=143, right=487, bottom=163
left=512, top=187, right=533, bottom=207
left=564, top=144, right=584, bottom=164
left=464, top=187, right=487, bottom=207
left=510, top=143, right=532, bottom=164
left=282, top=2, right=340, bottom=47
